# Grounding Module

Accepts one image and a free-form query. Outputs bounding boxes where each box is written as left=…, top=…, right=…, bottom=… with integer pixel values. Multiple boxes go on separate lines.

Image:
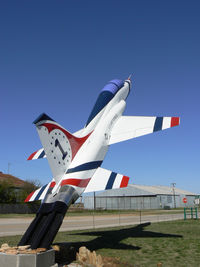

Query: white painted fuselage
left=50, top=79, right=131, bottom=198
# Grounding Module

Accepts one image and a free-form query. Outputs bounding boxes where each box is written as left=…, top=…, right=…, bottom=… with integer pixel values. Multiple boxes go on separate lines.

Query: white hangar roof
left=95, top=184, right=196, bottom=197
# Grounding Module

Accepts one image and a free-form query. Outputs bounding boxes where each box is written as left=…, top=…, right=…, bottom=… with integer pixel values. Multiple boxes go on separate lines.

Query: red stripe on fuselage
left=49, top=181, right=56, bottom=188
left=120, top=176, right=129, bottom=188
left=61, top=178, right=91, bottom=188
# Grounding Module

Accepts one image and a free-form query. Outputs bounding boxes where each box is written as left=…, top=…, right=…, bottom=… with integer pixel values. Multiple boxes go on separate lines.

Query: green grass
left=0, top=220, right=200, bottom=266
left=0, top=213, right=35, bottom=218
left=0, top=208, right=183, bottom=218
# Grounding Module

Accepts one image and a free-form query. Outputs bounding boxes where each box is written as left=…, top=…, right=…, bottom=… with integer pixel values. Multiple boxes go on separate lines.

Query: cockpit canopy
left=86, top=79, right=124, bottom=126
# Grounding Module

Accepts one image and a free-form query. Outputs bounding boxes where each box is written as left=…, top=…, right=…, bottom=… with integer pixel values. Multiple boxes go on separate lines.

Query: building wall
left=84, top=195, right=160, bottom=210
left=84, top=195, right=197, bottom=210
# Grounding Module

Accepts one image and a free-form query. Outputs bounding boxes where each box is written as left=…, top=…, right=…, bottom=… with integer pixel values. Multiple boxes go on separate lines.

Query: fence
left=61, top=210, right=194, bottom=232
left=0, top=203, right=40, bottom=214
left=184, top=207, right=198, bottom=220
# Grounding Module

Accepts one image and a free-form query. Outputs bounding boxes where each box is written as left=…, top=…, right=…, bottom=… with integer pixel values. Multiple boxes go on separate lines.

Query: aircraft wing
left=84, top=167, right=129, bottom=193
left=25, top=168, right=129, bottom=202
left=109, top=116, right=180, bottom=145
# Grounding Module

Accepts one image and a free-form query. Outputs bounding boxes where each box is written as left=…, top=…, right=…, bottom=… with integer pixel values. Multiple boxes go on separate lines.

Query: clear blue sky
left=0, top=0, right=199, bottom=193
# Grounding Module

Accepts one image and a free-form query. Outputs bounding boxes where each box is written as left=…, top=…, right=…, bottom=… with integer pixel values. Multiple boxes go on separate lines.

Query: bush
left=0, top=182, right=17, bottom=203
left=0, top=179, right=41, bottom=204
left=17, top=179, right=41, bottom=203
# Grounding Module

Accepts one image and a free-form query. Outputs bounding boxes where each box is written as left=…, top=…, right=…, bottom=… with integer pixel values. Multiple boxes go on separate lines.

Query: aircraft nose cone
left=127, top=74, right=132, bottom=81
left=125, top=77, right=132, bottom=91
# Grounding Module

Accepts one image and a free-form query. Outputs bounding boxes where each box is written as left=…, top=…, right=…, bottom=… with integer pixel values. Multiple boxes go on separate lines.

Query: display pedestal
left=0, top=249, right=57, bottom=267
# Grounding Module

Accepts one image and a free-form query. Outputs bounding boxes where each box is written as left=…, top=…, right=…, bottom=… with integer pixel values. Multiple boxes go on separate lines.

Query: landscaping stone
left=76, top=246, right=103, bottom=267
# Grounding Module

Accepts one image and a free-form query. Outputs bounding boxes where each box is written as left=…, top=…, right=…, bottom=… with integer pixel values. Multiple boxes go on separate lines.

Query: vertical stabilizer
left=33, top=113, right=90, bottom=183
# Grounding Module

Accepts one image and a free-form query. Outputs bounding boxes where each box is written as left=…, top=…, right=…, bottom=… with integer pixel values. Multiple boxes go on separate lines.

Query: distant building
left=0, top=172, right=30, bottom=188
left=84, top=184, right=197, bottom=210
left=0, top=172, right=37, bottom=202
left=0, top=172, right=40, bottom=213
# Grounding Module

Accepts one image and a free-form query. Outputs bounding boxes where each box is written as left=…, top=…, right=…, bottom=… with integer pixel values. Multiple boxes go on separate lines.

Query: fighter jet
left=19, top=77, right=179, bottom=249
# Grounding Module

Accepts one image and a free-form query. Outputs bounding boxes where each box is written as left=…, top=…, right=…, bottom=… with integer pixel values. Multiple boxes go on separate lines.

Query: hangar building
left=84, top=184, right=197, bottom=210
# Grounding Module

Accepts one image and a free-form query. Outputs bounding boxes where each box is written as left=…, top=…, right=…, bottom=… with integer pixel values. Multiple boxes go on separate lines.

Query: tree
left=0, top=181, right=17, bottom=203
left=17, top=179, right=41, bottom=203
left=0, top=179, right=42, bottom=203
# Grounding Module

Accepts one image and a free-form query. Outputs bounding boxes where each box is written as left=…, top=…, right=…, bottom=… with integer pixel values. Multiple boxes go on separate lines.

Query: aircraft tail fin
left=33, top=113, right=90, bottom=182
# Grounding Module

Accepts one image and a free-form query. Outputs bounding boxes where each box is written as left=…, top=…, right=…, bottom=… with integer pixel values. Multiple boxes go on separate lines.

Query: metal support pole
left=118, top=198, right=120, bottom=226
left=171, top=183, right=176, bottom=208
left=195, top=207, right=198, bottom=219
left=184, top=208, right=186, bottom=220
left=191, top=207, right=193, bottom=219
left=93, top=192, right=96, bottom=210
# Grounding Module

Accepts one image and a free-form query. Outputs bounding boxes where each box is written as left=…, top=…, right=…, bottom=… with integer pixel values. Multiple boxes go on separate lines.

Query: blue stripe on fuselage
left=66, top=161, right=103, bottom=174
left=105, top=172, right=117, bottom=190
left=86, top=91, right=114, bottom=126
left=153, top=117, right=163, bottom=132
left=86, top=79, right=124, bottom=126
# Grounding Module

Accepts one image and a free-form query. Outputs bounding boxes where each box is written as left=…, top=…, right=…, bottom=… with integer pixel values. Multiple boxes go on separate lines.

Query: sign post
left=183, top=197, right=187, bottom=204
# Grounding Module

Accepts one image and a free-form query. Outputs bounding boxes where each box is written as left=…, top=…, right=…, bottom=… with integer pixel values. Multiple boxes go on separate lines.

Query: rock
left=36, top=248, right=47, bottom=253
left=25, top=249, right=37, bottom=254
left=5, top=249, right=18, bottom=255
left=18, top=245, right=30, bottom=250
left=97, top=254, right=103, bottom=267
left=18, top=250, right=29, bottom=254
left=76, top=246, right=103, bottom=267
left=0, top=243, right=53, bottom=257
left=52, top=245, right=60, bottom=252
left=77, top=246, right=87, bottom=263
left=1, top=243, right=9, bottom=249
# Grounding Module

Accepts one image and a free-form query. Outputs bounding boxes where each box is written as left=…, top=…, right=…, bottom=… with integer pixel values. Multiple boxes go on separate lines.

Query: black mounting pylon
left=18, top=201, right=68, bottom=249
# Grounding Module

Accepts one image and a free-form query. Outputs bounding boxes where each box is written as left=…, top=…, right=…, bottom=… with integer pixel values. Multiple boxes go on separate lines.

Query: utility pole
left=171, top=183, right=176, bottom=208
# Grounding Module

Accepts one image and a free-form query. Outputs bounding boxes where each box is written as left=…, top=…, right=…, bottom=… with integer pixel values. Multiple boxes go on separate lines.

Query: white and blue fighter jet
left=19, top=77, right=179, bottom=249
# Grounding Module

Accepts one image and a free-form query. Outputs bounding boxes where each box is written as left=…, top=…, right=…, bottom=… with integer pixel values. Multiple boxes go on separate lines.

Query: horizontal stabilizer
left=25, top=180, right=55, bottom=202
left=84, top=167, right=129, bottom=193
left=27, top=148, right=46, bottom=160
left=25, top=167, right=129, bottom=202
left=109, top=116, right=180, bottom=145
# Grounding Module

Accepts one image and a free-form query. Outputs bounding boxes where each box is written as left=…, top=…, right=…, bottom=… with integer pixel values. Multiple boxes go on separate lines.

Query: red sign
left=183, top=197, right=187, bottom=203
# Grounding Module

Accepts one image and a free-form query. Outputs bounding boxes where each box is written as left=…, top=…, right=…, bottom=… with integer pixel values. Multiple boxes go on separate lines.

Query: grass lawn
left=0, top=220, right=199, bottom=266
left=0, top=208, right=183, bottom=218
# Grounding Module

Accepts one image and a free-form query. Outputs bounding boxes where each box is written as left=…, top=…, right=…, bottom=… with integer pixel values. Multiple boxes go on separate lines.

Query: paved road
left=0, top=212, right=184, bottom=237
